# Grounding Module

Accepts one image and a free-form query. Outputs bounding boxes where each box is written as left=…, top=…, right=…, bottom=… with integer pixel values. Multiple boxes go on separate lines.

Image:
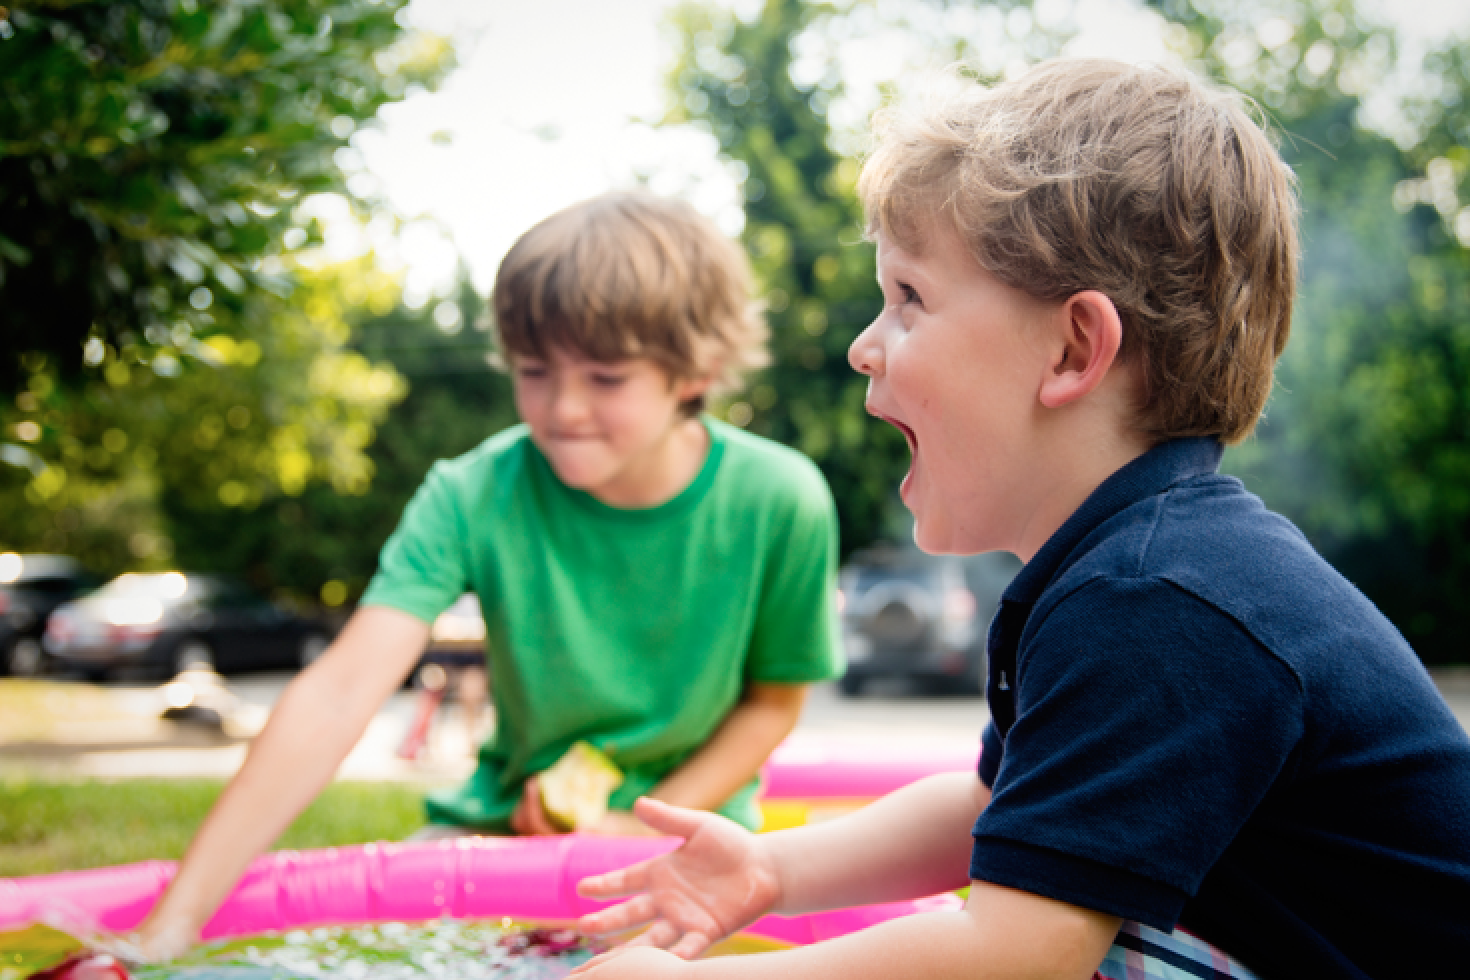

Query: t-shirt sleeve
left=358, top=461, right=472, bottom=625
left=969, top=576, right=1305, bottom=930
left=979, top=720, right=1003, bottom=789
left=742, top=464, right=845, bottom=684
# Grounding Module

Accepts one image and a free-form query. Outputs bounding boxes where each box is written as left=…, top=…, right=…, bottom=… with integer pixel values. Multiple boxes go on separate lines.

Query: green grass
left=0, top=778, right=429, bottom=877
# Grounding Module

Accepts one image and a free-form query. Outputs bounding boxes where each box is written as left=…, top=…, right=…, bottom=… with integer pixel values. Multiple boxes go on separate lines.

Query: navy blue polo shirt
left=971, top=438, right=1470, bottom=978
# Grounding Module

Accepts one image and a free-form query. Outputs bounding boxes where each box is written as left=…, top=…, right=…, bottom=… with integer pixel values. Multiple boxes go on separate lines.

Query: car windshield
left=92, top=572, right=199, bottom=601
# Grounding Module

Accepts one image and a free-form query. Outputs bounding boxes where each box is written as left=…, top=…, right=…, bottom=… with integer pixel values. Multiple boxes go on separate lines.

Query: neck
left=1011, top=422, right=1152, bottom=565
left=587, top=416, right=710, bottom=509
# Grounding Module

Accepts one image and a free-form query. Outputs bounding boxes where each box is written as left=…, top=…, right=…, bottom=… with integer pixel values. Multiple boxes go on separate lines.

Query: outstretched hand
left=574, top=797, right=782, bottom=960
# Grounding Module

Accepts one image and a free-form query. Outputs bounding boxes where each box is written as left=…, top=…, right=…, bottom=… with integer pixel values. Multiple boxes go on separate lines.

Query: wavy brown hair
left=859, top=59, right=1300, bottom=445
left=492, top=191, right=768, bottom=412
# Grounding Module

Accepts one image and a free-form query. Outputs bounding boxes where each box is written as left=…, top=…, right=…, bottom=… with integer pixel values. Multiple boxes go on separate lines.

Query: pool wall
left=0, top=835, right=961, bottom=946
left=1, top=734, right=977, bottom=945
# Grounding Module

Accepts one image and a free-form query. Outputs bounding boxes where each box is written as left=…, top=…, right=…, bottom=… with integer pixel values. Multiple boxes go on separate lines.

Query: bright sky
left=315, top=0, right=1470, bottom=309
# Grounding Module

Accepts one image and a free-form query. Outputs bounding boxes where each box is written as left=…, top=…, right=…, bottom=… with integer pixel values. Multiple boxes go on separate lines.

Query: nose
left=549, top=376, right=590, bottom=426
left=848, top=314, right=886, bottom=378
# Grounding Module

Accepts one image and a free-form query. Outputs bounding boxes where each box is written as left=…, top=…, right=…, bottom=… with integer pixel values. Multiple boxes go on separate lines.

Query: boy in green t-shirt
left=132, top=191, right=844, bottom=958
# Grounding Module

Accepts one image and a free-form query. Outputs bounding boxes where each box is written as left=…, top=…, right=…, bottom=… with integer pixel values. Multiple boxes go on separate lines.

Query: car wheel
left=298, top=632, right=330, bottom=668
left=6, top=638, right=45, bottom=677
left=173, top=639, right=216, bottom=674
left=838, top=670, right=866, bottom=698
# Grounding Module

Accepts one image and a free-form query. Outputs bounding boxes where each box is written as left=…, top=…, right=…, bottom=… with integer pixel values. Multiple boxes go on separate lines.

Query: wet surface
left=4, top=922, right=601, bottom=980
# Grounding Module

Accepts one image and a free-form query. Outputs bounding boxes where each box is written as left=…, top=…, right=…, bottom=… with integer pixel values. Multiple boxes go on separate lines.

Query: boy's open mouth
left=881, top=414, right=918, bottom=454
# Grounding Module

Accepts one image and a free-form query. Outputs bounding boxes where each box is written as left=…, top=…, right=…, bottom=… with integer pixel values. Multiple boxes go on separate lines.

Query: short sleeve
left=979, top=720, right=1003, bottom=788
left=969, top=576, right=1305, bottom=929
left=742, top=467, right=844, bottom=684
left=359, top=461, right=472, bottom=624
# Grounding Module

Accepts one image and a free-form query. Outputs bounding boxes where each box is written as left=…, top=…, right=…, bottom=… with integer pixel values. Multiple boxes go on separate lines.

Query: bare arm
left=579, top=884, right=1118, bottom=980
left=653, top=681, right=806, bottom=811
left=534, top=682, right=808, bottom=837
left=578, top=771, right=988, bottom=954
left=134, top=606, right=429, bottom=957
left=767, top=770, right=987, bottom=911
left=578, top=776, right=1118, bottom=979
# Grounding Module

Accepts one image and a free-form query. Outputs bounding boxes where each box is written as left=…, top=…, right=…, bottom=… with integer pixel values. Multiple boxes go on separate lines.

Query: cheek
left=514, top=382, right=562, bottom=433
left=608, top=384, right=676, bottom=435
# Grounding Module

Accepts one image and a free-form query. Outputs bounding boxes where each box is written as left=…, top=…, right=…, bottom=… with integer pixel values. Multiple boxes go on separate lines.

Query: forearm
left=650, top=683, right=805, bottom=812
left=767, top=771, right=989, bottom=912
left=679, top=895, right=1112, bottom=980
left=141, top=608, right=427, bottom=940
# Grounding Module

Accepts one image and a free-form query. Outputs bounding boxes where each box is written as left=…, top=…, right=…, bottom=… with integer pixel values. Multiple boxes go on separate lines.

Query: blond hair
left=859, top=58, right=1299, bottom=445
left=492, top=191, right=768, bottom=408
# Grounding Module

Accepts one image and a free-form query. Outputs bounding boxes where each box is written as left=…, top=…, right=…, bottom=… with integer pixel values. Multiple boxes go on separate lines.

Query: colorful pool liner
left=0, top=835, right=961, bottom=946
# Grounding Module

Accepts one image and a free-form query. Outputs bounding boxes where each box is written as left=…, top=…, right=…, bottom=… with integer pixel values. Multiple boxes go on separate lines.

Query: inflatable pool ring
left=0, top=834, right=960, bottom=947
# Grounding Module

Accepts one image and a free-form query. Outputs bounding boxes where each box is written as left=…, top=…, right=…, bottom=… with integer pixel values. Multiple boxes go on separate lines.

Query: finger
left=614, top=922, right=673, bottom=952
left=510, top=780, right=536, bottom=835
left=528, top=795, right=560, bottom=836
left=632, top=797, right=711, bottom=839
left=516, top=777, right=558, bottom=836
left=577, top=861, right=652, bottom=899
left=578, top=894, right=658, bottom=937
left=667, top=932, right=712, bottom=960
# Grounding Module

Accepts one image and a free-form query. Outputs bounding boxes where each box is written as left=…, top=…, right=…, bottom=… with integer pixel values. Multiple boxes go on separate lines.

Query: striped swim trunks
left=1095, top=921, right=1259, bottom=980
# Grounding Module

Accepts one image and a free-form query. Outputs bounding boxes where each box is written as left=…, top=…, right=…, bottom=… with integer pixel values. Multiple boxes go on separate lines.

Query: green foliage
left=0, top=0, right=445, bottom=389
left=669, top=0, right=909, bottom=556
left=0, top=776, right=427, bottom=876
left=1147, top=0, right=1470, bottom=661
left=0, top=258, right=411, bottom=582
left=0, top=1, right=454, bottom=592
left=161, top=281, right=517, bottom=602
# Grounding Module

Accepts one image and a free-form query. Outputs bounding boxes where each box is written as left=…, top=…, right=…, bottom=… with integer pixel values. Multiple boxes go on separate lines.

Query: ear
left=672, top=374, right=714, bottom=402
left=1038, top=290, right=1124, bottom=409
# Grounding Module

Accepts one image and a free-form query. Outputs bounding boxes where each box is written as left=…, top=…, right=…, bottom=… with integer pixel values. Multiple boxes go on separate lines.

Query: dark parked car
left=0, top=553, right=102, bottom=676
left=837, top=546, right=1020, bottom=696
left=44, top=571, right=331, bottom=678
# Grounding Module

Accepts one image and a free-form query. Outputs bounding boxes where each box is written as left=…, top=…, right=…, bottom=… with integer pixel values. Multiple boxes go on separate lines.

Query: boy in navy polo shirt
left=569, top=59, right=1470, bottom=980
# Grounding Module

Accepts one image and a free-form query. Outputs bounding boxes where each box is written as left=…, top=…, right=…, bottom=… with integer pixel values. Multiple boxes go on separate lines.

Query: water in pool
left=3, top=920, right=602, bottom=980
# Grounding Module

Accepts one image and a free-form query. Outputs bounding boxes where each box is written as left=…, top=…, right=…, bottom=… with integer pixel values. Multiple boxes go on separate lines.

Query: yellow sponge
left=539, top=741, right=624, bottom=831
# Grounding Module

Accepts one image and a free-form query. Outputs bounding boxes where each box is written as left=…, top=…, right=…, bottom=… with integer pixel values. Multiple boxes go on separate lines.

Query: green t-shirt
left=359, top=418, right=844, bottom=831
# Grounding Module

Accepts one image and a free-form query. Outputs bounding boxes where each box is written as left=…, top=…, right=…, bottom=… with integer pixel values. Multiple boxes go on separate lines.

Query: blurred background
left=3, top=0, right=1469, bottom=668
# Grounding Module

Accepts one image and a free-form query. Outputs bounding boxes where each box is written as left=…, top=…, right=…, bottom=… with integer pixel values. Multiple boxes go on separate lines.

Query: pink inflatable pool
left=761, top=734, right=979, bottom=800
left=0, top=835, right=960, bottom=947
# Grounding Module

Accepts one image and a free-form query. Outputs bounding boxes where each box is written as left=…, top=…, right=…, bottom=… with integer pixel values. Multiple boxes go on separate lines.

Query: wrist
left=751, top=833, right=789, bottom=916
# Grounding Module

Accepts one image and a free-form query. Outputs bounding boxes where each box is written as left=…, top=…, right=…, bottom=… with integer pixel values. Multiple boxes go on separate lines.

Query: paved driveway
left=2, top=668, right=1467, bottom=783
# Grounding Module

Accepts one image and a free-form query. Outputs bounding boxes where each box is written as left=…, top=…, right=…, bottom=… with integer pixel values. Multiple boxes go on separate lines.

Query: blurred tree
left=1143, top=0, right=1470, bottom=661
left=667, top=0, right=910, bottom=558
left=0, top=0, right=444, bottom=390
left=0, top=1, right=454, bottom=594
left=161, top=278, right=518, bottom=604
left=0, top=256, right=409, bottom=581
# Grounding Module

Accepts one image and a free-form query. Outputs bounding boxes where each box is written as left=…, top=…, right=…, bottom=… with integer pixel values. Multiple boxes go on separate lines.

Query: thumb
left=632, top=797, right=711, bottom=839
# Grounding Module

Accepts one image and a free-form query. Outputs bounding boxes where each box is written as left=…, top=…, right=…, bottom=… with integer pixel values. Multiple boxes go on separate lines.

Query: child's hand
left=510, top=775, right=562, bottom=835
left=575, top=797, right=781, bottom=959
left=113, top=914, right=197, bottom=964
left=569, top=945, right=690, bottom=979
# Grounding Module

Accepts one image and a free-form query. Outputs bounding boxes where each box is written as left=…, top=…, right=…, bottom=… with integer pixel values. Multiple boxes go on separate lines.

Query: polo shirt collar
left=1002, top=437, right=1224, bottom=605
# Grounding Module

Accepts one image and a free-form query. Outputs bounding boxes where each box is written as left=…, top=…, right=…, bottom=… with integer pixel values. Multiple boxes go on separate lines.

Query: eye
left=591, top=372, right=629, bottom=388
left=515, top=363, right=548, bottom=380
left=898, top=281, right=922, bottom=306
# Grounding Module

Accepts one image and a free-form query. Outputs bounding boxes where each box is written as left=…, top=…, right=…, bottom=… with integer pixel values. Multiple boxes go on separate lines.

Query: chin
left=545, top=457, right=614, bottom=490
left=912, top=512, right=993, bottom=557
left=910, top=517, right=953, bottom=556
